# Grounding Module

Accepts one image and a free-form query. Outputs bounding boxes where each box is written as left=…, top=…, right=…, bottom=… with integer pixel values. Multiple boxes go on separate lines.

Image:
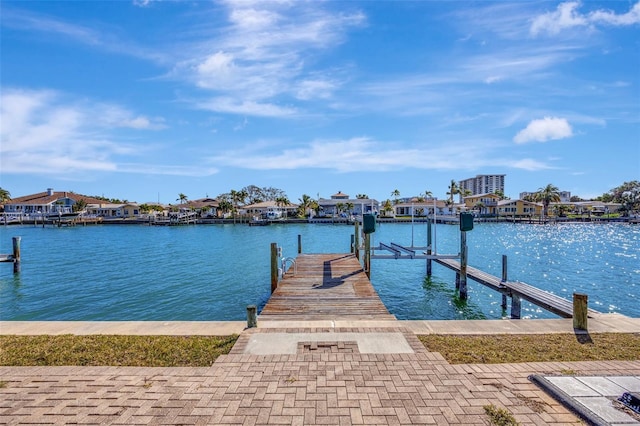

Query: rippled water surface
left=0, top=222, right=637, bottom=320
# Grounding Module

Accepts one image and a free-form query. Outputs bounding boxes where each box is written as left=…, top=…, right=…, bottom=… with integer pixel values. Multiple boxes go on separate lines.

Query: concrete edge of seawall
left=1, top=314, right=638, bottom=336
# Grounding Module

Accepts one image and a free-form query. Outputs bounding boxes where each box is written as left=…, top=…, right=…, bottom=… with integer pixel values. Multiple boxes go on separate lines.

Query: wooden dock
left=259, top=253, right=395, bottom=321
left=434, top=258, right=600, bottom=318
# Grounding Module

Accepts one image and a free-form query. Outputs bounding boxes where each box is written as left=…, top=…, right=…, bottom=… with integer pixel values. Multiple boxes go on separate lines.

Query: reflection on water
left=0, top=222, right=637, bottom=320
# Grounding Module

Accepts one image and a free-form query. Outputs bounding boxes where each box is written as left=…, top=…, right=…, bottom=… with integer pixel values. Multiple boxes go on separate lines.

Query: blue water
left=0, top=222, right=638, bottom=321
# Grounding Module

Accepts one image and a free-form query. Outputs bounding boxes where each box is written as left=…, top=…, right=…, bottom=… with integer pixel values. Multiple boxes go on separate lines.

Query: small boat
left=249, top=217, right=270, bottom=226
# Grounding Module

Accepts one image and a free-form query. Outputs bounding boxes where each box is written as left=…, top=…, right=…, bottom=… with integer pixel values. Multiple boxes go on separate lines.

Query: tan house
left=85, top=203, right=141, bottom=218
left=463, top=193, right=501, bottom=216
left=497, top=199, right=543, bottom=217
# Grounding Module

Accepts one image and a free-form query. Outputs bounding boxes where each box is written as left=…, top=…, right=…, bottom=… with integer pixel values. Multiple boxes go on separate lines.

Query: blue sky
left=1, top=0, right=638, bottom=204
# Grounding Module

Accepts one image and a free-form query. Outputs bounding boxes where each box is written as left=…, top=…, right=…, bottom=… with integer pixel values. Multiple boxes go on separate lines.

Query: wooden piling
left=459, top=231, right=468, bottom=300
left=12, top=236, right=20, bottom=274
left=246, top=305, right=257, bottom=328
left=354, top=221, right=360, bottom=260
left=573, top=293, right=588, bottom=330
left=511, top=294, right=521, bottom=319
left=350, top=234, right=355, bottom=254
left=297, top=234, right=302, bottom=254
left=501, top=255, right=508, bottom=311
left=270, top=243, right=278, bottom=294
left=426, top=218, right=432, bottom=276
left=364, top=233, right=371, bottom=279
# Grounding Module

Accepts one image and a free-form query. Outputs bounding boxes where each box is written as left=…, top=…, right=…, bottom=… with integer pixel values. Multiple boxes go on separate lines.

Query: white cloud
left=513, top=117, right=573, bottom=144
left=207, top=137, right=525, bottom=173
left=196, top=97, right=297, bottom=117
left=178, top=2, right=365, bottom=116
left=531, top=1, right=640, bottom=36
left=0, top=88, right=179, bottom=175
left=509, top=158, right=555, bottom=171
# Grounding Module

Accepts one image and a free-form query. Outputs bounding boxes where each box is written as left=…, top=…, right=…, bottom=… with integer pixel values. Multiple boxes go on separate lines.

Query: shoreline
left=2, top=215, right=636, bottom=226
left=2, top=315, right=639, bottom=336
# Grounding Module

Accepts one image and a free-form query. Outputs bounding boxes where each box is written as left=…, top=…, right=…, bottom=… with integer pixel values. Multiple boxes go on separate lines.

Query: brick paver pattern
left=2, top=328, right=639, bottom=425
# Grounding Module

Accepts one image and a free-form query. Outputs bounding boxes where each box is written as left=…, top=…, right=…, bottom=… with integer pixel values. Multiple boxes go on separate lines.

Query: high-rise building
left=459, top=174, right=505, bottom=199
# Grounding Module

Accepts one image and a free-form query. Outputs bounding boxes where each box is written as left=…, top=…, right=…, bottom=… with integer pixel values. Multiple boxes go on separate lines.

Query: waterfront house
left=317, top=192, right=379, bottom=217
left=242, top=200, right=299, bottom=219
left=393, top=198, right=455, bottom=217
left=4, top=188, right=106, bottom=217
left=183, top=198, right=219, bottom=218
left=86, top=203, right=141, bottom=218
left=463, top=193, right=502, bottom=216
left=497, top=199, right=543, bottom=218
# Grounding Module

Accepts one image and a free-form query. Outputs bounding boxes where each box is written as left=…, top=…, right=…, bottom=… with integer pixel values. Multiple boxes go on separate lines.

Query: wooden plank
left=434, top=258, right=600, bottom=318
left=260, top=253, right=395, bottom=321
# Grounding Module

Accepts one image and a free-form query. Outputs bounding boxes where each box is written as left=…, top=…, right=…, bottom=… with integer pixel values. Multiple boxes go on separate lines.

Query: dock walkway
left=434, top=258, right=600, bottom=318
left=260, top=253, right=395, bottom=321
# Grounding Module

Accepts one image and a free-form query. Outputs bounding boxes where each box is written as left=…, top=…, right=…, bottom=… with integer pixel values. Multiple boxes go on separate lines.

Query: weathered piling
left=501, top=255, right=508, bottom=311
left=246, top=305, right=257, bottom=328
left=354, top=221, right=360, bottom=260
left=12, top=237, right=21, bottom=273
left=573, top=293, right=588, bottom=330
left=297, top=234, right=302, bottom=254
left=270, top=242, right=278, bottom=293
left=426, top=218, right=432, bottom=276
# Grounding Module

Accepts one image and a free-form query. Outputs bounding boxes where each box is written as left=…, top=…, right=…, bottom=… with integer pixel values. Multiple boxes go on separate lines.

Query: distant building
left=459, top=174, right=505, bottom=199
left=4, top=188, right=106, bottom=215
left=317, top=192, right=379, bottom=217
left=520, top=191, right=571, bottom=203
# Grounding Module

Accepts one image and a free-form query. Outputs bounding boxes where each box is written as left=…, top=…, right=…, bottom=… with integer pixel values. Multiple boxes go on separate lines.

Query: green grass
left=418, top=333, right=640, bottom=364
left=0, top=335, right=238, bottom=367
left=1, top=333, right=638, bottom=367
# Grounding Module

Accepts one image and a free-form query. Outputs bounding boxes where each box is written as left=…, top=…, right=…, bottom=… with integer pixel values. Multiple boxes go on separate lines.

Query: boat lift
left=363, top=208, right=474, bottom=299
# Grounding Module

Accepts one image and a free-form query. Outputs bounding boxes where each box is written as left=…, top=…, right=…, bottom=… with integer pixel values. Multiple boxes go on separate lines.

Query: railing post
left=246, top=305, right=257, bottom=328
left=12, top=236, right=21, bottom=274
left=270, top=243, right=278, bottom=293
left=573, top=293, right=588, bottom=331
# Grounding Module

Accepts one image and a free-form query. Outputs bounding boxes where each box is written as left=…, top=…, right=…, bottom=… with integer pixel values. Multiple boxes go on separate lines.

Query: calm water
left=0, top=222, right=638, bottom=321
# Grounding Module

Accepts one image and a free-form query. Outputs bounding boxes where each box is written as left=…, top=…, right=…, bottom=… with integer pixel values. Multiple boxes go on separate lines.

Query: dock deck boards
left=259, top=253, right=395, bottom=321
left=434, top=258, right=600, bottom=318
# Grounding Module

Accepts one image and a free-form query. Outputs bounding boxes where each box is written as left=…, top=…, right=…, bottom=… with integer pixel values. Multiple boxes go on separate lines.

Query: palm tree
left=72, top=199, right=87, bottom=213
left=446, top=180, right=459, bottom=205
left=356, top=194, right=368, bottom=199
left=422, top=190, right=433, bottom=199
left=0, top=188, right=11, bottom=203
left=230, top=189, right=248, bottom=223
left=345, top=202, right=354, bottom=217
left=391, top=189, right=400, bottom=205
left=298, top=194, right=313, bottom=218
left=534, top=184, right=561, bottom=218
left=177, top=193, right=188, bottom=205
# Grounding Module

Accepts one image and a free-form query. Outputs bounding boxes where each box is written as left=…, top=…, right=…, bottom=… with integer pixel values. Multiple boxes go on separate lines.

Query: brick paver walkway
left=2, top=326, right=639, bottom=425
